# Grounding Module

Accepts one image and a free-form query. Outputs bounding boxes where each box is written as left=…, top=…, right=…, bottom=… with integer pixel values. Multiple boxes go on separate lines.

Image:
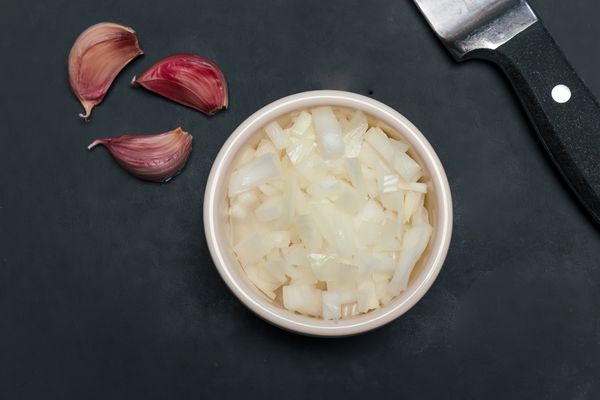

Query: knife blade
left=415, top=0, right=600, bottom=225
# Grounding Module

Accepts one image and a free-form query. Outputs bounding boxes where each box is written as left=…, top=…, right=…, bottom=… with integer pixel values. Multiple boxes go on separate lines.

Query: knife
left=414, top=0, right=600, bottom=225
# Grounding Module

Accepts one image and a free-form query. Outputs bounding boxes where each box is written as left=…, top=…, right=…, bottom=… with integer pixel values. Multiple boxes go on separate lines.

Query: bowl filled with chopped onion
left=204, top=90, right=452, bottom=336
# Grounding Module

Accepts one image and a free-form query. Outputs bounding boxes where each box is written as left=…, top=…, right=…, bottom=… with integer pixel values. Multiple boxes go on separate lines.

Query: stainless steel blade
left=414, top=0, right=538, bottom=59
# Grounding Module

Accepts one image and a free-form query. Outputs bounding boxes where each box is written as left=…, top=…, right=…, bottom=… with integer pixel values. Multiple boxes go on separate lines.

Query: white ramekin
left=204, top=90, right=452, bottom=337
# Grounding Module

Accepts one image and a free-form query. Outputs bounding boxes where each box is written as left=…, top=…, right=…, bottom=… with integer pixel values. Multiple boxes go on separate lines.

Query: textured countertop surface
left=1, top=0, right=600, bottom=398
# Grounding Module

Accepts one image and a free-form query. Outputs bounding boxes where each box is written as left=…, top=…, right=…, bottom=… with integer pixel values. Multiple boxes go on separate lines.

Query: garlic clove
left=69, top=22, right=143, bottom=119
left=132, top=53, right=228, bottom=116
left=88, top=127, right=193, bottom=182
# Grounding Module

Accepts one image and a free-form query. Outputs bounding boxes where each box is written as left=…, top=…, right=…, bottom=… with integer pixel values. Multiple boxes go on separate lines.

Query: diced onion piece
left=398, top=181, right=428, bottom=193
left=364, top=176, right=379, bottom=199
left=255, top=138, right=278, bottom=157
left=380, top=293, right=394, bottom=306
left=333, top=184, right=367, bottom=215
left=307, top=252, right=338, bottom=281
left=294, top=214, right=323, bottom=250
left=229, top=189, right=260, bottom=219
left=365, top=127, right=395, bottom=164
left=326, top=280, right=357, bottom=304
left=389, top=137, right=410, bottom=153
left=230, top=213, right=268, bottom=244
left=229, top=153, right=282, bottom=197
left=262, top=259, right=288, bottom=284
left=283, top=284, right=322, bottom=316
left=255, top=195, right=286, bottom=222
left=243, top=264, right=278, bottom=300
left=337, top=113, right=350, bottom=132
left=345, top=158, right=367, bottom=197
left=233, top=230, right=290, bottom=265
left=341, top=302, right=359, bottom=318
left=258, top=183, right=279, bottom=196
left=312, top=106, right=345, bottom=159
left=265, top=121, right=291, bottom=150
left=372, top=270, right=393, bottom=282
left=357, top=281, right=379, bottom=313
left=234, top=235, right=272, bottom=265
left=322, top=291, right=342, bottom=320
left=234, top=190, right=259, bottom=208
left=344, top=111, right=369, bottom=158
left=378, top=173, right=400, bottom=194
left=404, top=191, right=423, bottom=223
left=379, top=191, right=404, bottom=213
left=357, top=221, right=384, bottom=247
left=287, top=265, right=318, bottom=285
left=358, top=251, right=396, bottom=273
left=229, top=203, right=247, bottom=220
left=286, top=137, right=315, bottom=165
left=233, top=144, right=255, bottom=168
left=306, top=175, right=339, bottom=200
left=284, top=174, right=309, bottom=218
left=412, top=205, right=430, bottom=225
left=373, top=219, right=402, bottom=252
left=290, top=111, right=313, bottom=137
left=271, top=231, right=291, bottom=247
left=393, top=151, right=422, bottom=182
left=296, top=155, right=327, bottom=182
left=358, top=199, right=386, bottom=223
left=388, top=224, right=432, bottom=295
left=324, top=158, right=346, bottom=176
left=282, top=244, right=308, bottom=266
left=359, top=142, right=393, bottom=175
left=311, top=202, right=357, bottom=258
left=375, top=280, right=388, bottom=301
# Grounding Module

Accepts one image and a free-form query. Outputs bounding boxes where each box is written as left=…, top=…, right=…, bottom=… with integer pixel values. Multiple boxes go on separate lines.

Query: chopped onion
left=255, top=138, right=278, bottom=158
left=255, top=195, right=285, bottom=222
left=378, top=173, right=400, bottom=194
left=357, top=281, right=379, bottom=313
left=290, top=111, right=313, bottom=137
left=243, top=263, right=279, bottom=300
left=404, top=191, right=423, bottom=223
left=345, top=158, right=366, bottom=197
left=234, top=145, right=256, bottom=168
left=265, top=121, right=291, bottom=150
left=283, top=284, right=322, bottom=316
left=358, top=199, right=386, bottom=223
left=322, top=291, right=342, bottom=320
left=282, top=244, right=308, bottom=266
left=258, top=183, right=279, bottom=196
left=357, top=221, right=383, bottom=247
left=365, top=127, right=396, bottom=164
left=287, top=265, right=318, bottom=285
left=294, top=214, right=323, bottom=250
left=286, top=137, right=315, bottom=165
left=344, top=111, right=369, bottom=158
left=388, top=224, right=432, bottom=295
left=228, top=107, right=432, bottom=319
left=229, top=153, right=282, bottom=197
left=312, top=107, right=345, bottom=159
left=296, top=155, right=328, bottom=182
left=307, top=252, right=339, bottom=281
left=393, top=151, right=422, bottom=182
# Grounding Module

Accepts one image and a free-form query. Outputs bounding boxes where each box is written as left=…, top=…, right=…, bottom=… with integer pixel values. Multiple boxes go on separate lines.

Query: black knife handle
left=473, top=21, right=600, bottom=224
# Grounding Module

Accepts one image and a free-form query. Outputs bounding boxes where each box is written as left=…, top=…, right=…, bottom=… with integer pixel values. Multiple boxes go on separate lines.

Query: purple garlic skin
left=88, top=127, right=193, bottom=182
left=69, top=22, right=143, bottom=119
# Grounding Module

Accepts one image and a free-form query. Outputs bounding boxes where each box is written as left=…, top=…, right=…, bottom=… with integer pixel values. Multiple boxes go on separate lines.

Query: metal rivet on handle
left=552, top=84, right=571, bottom=103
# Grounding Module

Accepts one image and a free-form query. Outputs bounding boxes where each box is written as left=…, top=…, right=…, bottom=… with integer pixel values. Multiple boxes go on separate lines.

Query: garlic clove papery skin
left=131, top=53, right=228, bottom=116
left=88, top=127, right=193, bottom=182
left=68, top=22, right=143, bottom=119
